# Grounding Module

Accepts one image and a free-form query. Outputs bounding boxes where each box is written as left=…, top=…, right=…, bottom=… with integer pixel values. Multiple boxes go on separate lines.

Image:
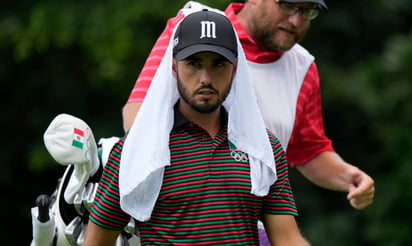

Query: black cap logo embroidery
left=200, top=21, right=216, bottom=39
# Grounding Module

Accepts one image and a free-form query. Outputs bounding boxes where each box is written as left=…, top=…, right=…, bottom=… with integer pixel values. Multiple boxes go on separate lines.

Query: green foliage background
left=1, top=0, right=411, bottom=245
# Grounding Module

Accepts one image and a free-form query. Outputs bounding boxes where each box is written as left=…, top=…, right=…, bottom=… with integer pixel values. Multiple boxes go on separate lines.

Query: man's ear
left=172, top=58, right=178, bottom=78
left=232, top=58, right=238, bottom=76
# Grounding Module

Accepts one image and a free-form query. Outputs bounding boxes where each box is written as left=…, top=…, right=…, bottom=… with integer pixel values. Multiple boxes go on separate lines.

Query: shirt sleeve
left=263, top=132, right=298, bottom=216
left=126, top=13, right=185, bottom=103
left=287, top=62, right=334, bottom=167
left=89, top=139, right=131, bottom=230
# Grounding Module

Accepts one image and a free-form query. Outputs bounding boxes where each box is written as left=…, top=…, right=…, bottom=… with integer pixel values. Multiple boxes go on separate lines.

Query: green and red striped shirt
left=90, top=110, right=297, bottom=245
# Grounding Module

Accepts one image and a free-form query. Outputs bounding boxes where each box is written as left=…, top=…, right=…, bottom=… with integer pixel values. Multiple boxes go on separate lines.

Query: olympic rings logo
left=230, top=151, right=248, bottom=162
left=84, top=128, right=93, bottom=162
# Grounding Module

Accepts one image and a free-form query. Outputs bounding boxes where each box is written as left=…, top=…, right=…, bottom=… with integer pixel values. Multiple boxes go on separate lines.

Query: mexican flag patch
left=72, top=127, right=84, bottom=149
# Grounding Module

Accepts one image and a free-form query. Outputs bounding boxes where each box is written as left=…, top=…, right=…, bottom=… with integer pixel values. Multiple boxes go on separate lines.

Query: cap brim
left=175, top=44, right=236, bottom=64
left=282, top=0, right=327, bottom=10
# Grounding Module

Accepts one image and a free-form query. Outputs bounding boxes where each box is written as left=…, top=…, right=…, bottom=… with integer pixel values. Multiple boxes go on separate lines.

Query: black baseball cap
left=173, top=10, right=238, bottom=64
left=282, top=0, right=328, bottom=10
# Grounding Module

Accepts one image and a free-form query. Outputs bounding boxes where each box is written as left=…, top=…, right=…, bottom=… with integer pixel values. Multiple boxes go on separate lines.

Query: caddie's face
left=247, top=0, right=313, bottom=51
left=173, top=51, right=236, bottom=114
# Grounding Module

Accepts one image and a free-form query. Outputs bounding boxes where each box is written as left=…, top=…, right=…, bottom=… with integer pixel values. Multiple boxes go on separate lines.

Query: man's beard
left=250, top=18, right=307, bottom=52
left=177, top=75, right=231, bottom=114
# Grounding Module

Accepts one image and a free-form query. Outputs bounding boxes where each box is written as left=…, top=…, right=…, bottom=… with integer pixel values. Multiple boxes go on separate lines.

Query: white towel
left=119, top=10, right=277, bottom=222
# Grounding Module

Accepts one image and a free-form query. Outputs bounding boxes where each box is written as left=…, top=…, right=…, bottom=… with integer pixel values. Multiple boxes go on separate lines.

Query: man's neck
left=235, top=3, right=250, bottom=39
left=177, top=102, right=222, bottom=138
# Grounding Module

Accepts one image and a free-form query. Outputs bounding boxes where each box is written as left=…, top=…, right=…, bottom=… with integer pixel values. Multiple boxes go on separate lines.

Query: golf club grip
left=36, top=194, right=50, bottom=222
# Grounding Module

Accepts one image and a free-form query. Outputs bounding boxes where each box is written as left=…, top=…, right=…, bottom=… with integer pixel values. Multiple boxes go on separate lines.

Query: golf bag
left=30, top=114, right=140, bottom=246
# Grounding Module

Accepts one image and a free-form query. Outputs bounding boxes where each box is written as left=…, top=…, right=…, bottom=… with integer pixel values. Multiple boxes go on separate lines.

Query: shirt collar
left=173, top=103, right=228, bottom=129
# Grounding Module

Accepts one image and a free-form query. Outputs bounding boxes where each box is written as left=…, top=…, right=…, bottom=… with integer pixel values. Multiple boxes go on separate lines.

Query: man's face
left=173, top=51, right=236, bottom=114
left=247, top=0, right=315, bottom=52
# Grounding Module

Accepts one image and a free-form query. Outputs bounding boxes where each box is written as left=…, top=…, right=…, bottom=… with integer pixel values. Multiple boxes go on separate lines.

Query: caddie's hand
left=347, top=169, right=375, bottom=209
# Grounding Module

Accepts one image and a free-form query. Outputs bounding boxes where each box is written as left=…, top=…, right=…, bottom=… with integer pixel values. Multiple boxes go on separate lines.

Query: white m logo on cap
left=200, top=21, right=216, bottom=39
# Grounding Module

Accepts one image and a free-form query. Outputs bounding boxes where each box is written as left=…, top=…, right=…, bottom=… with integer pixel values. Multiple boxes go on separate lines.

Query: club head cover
left=43, top=113, right=99, bottom=204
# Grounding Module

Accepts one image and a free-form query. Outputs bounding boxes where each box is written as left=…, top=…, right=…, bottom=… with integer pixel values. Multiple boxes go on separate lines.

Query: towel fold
left=119, top=8, right=277, bottom=221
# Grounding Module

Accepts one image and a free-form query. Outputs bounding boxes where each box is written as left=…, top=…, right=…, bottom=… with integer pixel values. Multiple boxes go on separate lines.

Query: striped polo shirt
left=90, top=108, right=297, bottom=245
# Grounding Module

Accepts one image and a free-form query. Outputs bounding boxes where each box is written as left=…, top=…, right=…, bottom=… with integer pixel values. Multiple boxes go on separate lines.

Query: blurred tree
left=0, top=0, right=410, bottom=244
left=300, top=8, right=412, bottom=246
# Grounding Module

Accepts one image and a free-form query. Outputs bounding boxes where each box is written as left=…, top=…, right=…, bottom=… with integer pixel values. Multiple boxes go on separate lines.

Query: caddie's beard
left=250, top=19, right=307, bottom=52
left=176, top=75, right=231, bottom=114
